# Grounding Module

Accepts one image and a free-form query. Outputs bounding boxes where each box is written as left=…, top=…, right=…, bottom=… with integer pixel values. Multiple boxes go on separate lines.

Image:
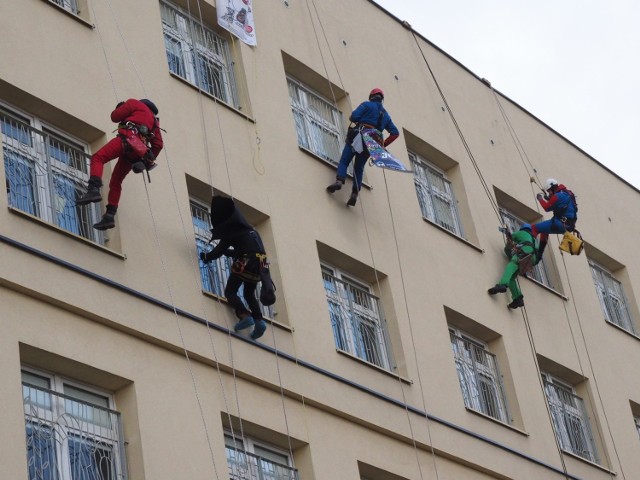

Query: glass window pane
left=25, top=423, right=58, bottom=480
left=68, top=436, right=115, bottom=480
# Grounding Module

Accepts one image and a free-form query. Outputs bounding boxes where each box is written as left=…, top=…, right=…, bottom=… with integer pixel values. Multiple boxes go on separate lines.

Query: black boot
left=93, top=205, right=117, bottom=231
left=77, top=176, right=103, bottom=205
left=508, top=296, right=525, bottom=309
left=488, top=284, right=508, bottom=295
left=347, top=190, right=358, bottom=207
left=326, top=177, right=345, bottom=193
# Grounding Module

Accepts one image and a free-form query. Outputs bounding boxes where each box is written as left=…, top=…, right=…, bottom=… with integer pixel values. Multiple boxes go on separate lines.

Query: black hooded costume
left=201, top=196, right=266, bottom=320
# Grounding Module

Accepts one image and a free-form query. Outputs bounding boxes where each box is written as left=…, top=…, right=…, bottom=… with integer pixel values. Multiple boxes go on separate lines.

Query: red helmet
left=369, top=88, right=384, bottom=99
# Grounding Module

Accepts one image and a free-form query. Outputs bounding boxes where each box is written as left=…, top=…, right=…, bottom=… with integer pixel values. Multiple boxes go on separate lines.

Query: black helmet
left=140, top=99, right=159, bottom=115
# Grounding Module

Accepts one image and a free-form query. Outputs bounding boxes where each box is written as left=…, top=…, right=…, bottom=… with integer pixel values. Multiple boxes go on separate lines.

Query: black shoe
left=347, top=191, right=358, bottom=206
left=326, top=180, right=343, bottom=193
left=93, top=213, right=115, bottom=230
left=77, top=187, right=102, bottom=205
left=488, top=284, right=508, bottom=295
left=508, top=297, right=525, bottom=309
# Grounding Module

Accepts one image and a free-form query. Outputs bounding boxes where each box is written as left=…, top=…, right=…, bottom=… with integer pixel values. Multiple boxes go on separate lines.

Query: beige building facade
left=1, top=0, right=640, bottom=479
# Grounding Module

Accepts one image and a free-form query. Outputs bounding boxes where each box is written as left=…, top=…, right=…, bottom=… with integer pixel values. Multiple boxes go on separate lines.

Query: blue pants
left=336, top=143, right=368, bottom=191
left=532, top=217, right=575, bottom=241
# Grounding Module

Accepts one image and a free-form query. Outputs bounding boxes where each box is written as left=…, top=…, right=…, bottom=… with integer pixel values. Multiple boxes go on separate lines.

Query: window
left=224, top=432, right=298, bottom=480
left=160, top=0, right=239, bottom=107
left=409, top=151, right=464, bottom=237
left=1, top=106, right=103, bottom=244
left=50, top=0, right=79, bottom=15
left=589, top=260, right=636, bottom=334
left=500, top=208, right=553, bottom=288
left=287, top=77, right=343, bottom=164
left=321, top=264, right=393, bottom=371
left=191, top=199, right=273, bottom=318
left=542, top=373, right=598, bottom=462
left=22, top=368, right=126, bottom=480
left=449, top=328, right=510, bottom=423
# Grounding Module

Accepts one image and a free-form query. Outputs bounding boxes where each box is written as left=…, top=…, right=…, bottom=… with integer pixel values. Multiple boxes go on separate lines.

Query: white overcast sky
left=373, top=0, right=640, bottom=189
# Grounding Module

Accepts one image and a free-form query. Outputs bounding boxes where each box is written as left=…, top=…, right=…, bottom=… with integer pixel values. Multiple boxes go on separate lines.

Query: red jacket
left=111, top=99, right=164, bottom=158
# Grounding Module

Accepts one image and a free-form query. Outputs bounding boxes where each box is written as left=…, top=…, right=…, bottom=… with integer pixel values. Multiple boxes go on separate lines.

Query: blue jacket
left=539, top=188, right=577, bottom=220
left=350, top=99, right=399, bottom=136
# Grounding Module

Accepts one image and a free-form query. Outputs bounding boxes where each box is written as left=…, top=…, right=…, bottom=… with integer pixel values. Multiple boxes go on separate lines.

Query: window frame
left=21, top=366, right=127, bottom=480
left=588, top=259, right=637, bottom=335
left=321, top=263, right=393, bottom=371
left=448, top=327, right=511, bottom=423
left=409, top=151, right=465, bottom=238
left=286, top=76, right=344, bottom=165
left=224, top=431, right=298, bottom=480
left=48, top=0, right=80, bottom=15
left=160, top=0, right=239, bottom=108
left=1, top=104, right=104, bottom=244
left=499, top=208, right=554, bottom=288
left=542, top=372, right=599, bottom=463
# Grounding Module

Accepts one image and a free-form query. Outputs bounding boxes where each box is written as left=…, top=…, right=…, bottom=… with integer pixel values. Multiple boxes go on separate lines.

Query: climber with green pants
left=487, top=223, right=538, bottom=309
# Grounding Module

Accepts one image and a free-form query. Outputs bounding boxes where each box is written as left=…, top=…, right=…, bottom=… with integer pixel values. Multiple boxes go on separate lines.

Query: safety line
left=487, top=60, right=622, bottom=478
left=382, top=170, right=440, bottom=480
left=87, top=1, right=118, bottom=100
left=302, top=2, right=440, bottom=476
left=519, top=305, right=571, bottom=480
left=408, top=28, right=575, bottom=478
left=185, top=0, right=250, bottom=453
left=489, top=87, right=541, bottom=187
left=188, top=0, right=297, bottom=466
left=93, top=0, right=238, bottom=475
left=410, top=32, right=503, bottom=225
left=559, top=253, right=623, bottom=479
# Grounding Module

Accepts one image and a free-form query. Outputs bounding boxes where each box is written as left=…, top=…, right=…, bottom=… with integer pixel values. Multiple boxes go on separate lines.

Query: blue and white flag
left=217, top=0, right=257, bottom=46
left=362, top=131, right=411, bottom=173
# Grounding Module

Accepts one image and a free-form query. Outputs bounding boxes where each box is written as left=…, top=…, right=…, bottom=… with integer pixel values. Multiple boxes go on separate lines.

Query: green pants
left=499, top=255, right=522, bottom=300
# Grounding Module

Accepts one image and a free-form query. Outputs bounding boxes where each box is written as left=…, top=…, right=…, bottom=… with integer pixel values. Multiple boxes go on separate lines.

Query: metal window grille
left=225, top=435, right=298, bottom=480
left=409, top=152, right=464, bottom=238
left=1, top=108, right=104, bottom=244
left=634, top=416, right=640, bottom=440
left=499, top=208, right=553, bottom=288
left=589, top=261, right=636, bottom=334
left=23, top=382, right=127, bottom=480
left=449, top=331, right=510, bottom=423
left=543, top=378, right=599, bottom=463
left=191, top=201, right=274, bottom=319
left=160, top=0, right=239, bottom=107
left=51, top=0, right=79, bottom=15
left=321, top=266, right=393, bottom=371
left=287, top=77, right=343, bottom=164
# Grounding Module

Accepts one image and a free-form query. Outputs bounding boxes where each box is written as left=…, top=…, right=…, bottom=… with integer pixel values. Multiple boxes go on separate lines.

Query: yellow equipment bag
left=559, top=230, right=584, bottom=256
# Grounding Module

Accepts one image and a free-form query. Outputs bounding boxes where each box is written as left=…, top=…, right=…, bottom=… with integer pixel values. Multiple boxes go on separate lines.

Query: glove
left=116, top=101, right=125, bottom=109
left=536, top=193, right=544, bottom=200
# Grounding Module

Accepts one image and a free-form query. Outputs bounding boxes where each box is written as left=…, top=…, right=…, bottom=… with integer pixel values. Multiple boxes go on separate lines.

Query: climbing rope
left=410, top=32, right=504, bottom=226
left=486, top=52, right=621, bottom=478
left=559, top=253, right=624, bottom=479
left=186, top=0, right=298, bottom=464
left=381, top=170, right=441, bottom=479
left=302, top=3, right=438, bottom=477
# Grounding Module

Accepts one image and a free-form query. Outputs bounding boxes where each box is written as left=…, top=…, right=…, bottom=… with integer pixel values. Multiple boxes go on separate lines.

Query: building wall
left=1, top=0, right=639, bottom=479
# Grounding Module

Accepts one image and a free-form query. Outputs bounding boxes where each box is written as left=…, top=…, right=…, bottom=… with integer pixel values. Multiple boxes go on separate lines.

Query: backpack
left=259, top=260, right=277, bottom=306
